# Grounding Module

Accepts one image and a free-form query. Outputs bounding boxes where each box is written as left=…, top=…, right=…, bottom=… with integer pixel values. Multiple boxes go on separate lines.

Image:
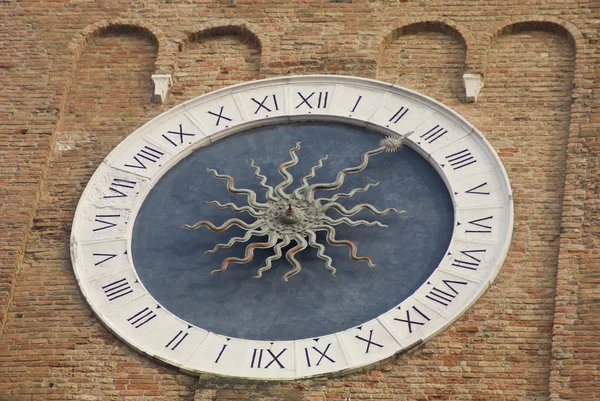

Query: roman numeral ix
left=304, top=343, right=335, bottom=367
left=162, top=123, right=195, bottom=147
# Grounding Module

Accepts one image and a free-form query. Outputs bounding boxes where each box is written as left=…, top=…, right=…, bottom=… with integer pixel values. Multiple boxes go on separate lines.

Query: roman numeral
left=251, top=95, right=279, bottom=114
left=92, top=253, right=117, bottom=266
left=104, top=178, right=136, bottom=198
left=420, top=124, right=447, bottom=144
left=465, top=182, right=490, bottom=195
left=452, top=249, right=486, bottom=270
left=215, top=343, right=228, bottom=363
left=295, top=91, right=328, bottom=109
left=102, top=278, right=133, bottom=301
left=388, top=106, right=409, bottom=124
left=165, top=329, right=189, bottom=351
left=162, top=123, right=195, bottom=146
left=465, top=216, right=493, bottom=233
left=350, top=95, right=362, bottom=113
left=93, top=214, right=119, bottom=232
left=445, top=149, right=476, bottom=170
left=394, top=306, right=430, bottom=334
left=250, top=348, right=287, bottom=369
left=207, top=106, right=232, bottom=126
left=355, top=329, right=384, bottom=354
left=124, top=146, right=164, bottom=169
left=127, top=307, right=157, bottom=328
left=425, top=280, right=468, bottom=307
left=304, top=343, right=335, bottom=367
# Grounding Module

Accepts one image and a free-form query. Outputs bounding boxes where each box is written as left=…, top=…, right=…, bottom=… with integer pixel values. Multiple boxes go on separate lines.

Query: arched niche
left=169, top=24, right=263, bottom=103
left=376, top=21, right=469, bottom=105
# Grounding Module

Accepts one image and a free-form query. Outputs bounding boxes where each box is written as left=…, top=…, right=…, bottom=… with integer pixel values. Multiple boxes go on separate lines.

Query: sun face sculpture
left=180, top=133, right=410, bottom=281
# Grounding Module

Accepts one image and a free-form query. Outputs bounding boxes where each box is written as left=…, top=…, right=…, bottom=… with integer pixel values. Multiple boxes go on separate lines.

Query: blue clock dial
left=132, top=121, right=454, bottom=341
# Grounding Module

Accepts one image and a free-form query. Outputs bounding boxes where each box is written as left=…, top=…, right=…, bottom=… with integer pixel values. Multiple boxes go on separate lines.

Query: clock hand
left=304, top=147, right=387, bottom=201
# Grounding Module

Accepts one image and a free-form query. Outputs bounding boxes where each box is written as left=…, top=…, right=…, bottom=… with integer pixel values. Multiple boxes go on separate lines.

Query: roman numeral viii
left=124, top=146, right=164, bottom=170
left=425, top=280, right=468, bottom=307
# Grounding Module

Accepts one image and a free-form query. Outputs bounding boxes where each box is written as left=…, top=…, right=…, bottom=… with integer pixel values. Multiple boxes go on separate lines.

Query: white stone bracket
left=152, top=74, right=173, bottom=104
left=463, top=74, right=483, bottom=103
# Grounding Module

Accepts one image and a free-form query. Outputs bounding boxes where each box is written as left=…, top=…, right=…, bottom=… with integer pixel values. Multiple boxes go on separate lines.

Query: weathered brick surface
left=0, top=1, right=598, bottom=400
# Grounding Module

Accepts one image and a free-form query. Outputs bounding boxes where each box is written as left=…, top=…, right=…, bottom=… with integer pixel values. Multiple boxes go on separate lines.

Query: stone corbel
left=152, top=74, right=173, bottom=104
left=463, top=73, right=483, bottom=103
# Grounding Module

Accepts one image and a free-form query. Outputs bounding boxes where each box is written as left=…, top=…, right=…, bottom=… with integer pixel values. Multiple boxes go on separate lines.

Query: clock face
left=71, top=75, right=513, bottom=380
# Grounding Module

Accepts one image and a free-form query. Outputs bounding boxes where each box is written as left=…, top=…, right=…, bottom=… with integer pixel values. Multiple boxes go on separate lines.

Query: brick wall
left=0, top=1, right=597, bottom=400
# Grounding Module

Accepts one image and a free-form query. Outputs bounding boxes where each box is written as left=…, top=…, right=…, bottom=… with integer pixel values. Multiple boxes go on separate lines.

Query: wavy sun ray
left=181, top=134, right=407, bottom=280
left=274, top=142, right=301, bottom=199
left=211, top=234, right=279, bottom=276
left=206, top=200, right=263, bottom=217
left=307, top=231, right=335, bottom=276
left=293, top=155, right=328, bottom=200
left=323, top=215, right=387, bottom=228
left=254, top=235, right=291, bottom=279
left=323, top=202, right=405, bottom=217
left=207, top=168, right=268, bottom=209
left=283, top=235, right=308, bottom=282
left=205, top=228, right=268, bottom=254
left=315, top=225, right=376, bottom=267
left=317, top=182, right=379, bottom=204
left=250, top=158, right=278, bottom=202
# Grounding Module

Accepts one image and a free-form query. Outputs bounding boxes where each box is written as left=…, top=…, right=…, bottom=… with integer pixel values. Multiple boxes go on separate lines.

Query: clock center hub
left=279, top=205, right=304, bottom=225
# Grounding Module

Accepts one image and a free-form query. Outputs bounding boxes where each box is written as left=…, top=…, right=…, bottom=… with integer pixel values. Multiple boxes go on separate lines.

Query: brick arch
left=377, top=19, right=474, bottom=68
left=167, top=20, right=265, bottom=103
left=488, top=17, right=584, bottom=55
left=174, top=19, right=270, bottom=71
left=66, top=19, right=175, bottom=75
left=376, top=20, right=470, bottom=105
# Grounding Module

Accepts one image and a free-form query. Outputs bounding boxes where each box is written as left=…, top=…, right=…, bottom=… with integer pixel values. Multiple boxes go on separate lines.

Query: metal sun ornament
left=180, top=132, right=412, bottom=281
